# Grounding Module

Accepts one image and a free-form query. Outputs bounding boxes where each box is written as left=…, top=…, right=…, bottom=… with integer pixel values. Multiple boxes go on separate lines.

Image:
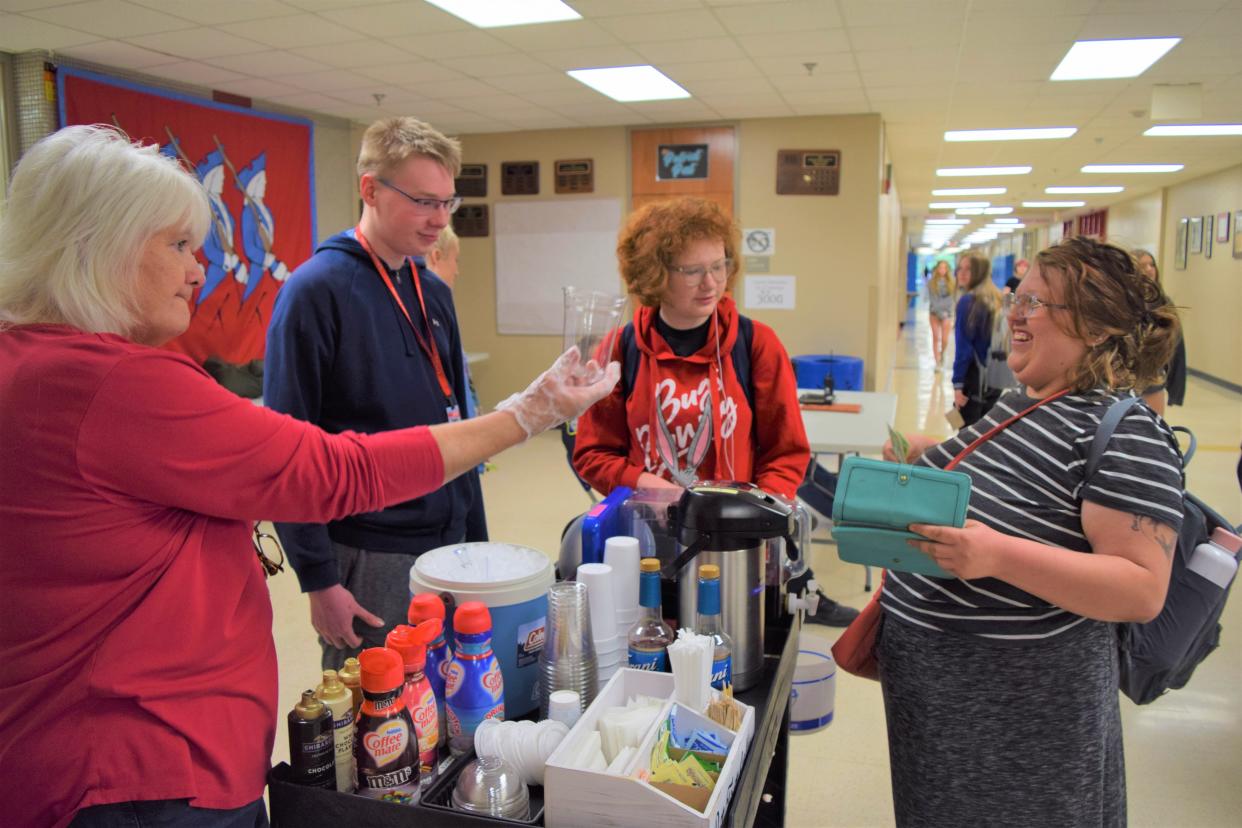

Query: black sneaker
left=806, top=593, right=860, bottom=627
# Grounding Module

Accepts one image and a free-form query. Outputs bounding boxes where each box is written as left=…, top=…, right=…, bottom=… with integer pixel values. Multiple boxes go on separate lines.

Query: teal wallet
left=829, top=456, right=971, bottom=578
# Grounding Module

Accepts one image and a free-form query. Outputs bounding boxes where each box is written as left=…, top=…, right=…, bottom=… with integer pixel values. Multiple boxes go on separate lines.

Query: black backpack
left=1087, top=396, right=1240, bottom=704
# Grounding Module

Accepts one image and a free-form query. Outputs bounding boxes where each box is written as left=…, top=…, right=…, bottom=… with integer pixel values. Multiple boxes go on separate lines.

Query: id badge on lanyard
left=446, top=401, right=462, bottom=422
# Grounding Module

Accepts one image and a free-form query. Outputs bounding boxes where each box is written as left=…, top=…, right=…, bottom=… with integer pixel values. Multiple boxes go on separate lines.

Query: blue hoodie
left=264, top=229, right=486, bottom=592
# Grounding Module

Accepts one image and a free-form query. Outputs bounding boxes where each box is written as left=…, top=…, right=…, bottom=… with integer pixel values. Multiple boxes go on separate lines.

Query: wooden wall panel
left=630, top=125, right=735, bottom=217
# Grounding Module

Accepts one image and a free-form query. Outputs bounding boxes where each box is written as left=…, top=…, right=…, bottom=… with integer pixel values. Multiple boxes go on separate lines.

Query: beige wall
left=1160, top=163, right=1242, bottom=386
left=1106, top=190, right=1164, bottom=258
left=455, top=114, right=895, bottom=405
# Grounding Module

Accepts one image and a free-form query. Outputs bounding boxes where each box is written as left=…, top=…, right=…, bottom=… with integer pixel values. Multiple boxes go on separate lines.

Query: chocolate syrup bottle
left=288, top=689, right=334, bottom=789
left=353, top=647, right=420, bottom=804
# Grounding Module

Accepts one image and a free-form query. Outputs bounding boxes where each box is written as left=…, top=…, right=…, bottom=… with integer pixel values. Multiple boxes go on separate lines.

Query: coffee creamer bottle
left=353, top=647, right=420, bottom=804
left=314, top=669, right=356, bottom=793
left=408, top=593, right=453, bottom=747
left=444, top=601, right=505, bottom=755
left=338, top=656, right=363, bottom=718
left=385, top=621, right=440, bottom=784
left=287, top=690, right=334, bottom=789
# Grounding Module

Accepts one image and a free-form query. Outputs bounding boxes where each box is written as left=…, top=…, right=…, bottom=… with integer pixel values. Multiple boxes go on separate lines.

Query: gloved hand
left=497, top=347, right=620, bottom=439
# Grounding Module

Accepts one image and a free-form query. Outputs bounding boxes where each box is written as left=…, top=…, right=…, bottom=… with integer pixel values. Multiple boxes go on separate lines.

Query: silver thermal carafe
left=669, top=483, right=799, bottom=692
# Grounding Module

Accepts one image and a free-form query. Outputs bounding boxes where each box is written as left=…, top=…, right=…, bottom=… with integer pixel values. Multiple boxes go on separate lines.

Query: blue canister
left=444, top=601, right=505, bottom=754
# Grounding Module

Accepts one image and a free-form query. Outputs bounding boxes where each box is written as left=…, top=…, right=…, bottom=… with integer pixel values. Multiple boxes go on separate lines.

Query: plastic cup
left=563, top=287, right=626, bottom=382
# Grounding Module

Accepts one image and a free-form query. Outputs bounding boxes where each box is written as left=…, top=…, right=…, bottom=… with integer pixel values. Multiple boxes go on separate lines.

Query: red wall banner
left=58, top=67, right=316, bottom=365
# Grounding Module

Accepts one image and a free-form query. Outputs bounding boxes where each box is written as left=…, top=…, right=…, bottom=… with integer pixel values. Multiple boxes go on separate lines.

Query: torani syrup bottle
left=697, top=564, right=734, bottom=690
left=628, top=558, right=675, bottom=671
left=408, top=593, right=453, bottom=748
left=287, top=689, right=334, bottom=789
left=353, top=647, right=420, bottom=804
left=385, top=621, right=440, bottom=784
left=444, top=601, right=505, bottom=755
left=314, top=669, right=356, bottom=792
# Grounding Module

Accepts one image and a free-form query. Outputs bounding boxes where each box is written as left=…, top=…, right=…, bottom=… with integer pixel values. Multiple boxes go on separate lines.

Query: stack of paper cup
left=577, top=562, right=623, bottom=685
left=604, top=536, right=641, bottom=641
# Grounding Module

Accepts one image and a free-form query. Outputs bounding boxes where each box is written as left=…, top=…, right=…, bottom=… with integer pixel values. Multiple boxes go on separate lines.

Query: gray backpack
left=977, top=309, right=1018, bottom=395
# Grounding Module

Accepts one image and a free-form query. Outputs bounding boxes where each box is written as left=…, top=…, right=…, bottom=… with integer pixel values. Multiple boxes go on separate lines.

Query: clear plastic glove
left=496, top=347, right=620, bottom=439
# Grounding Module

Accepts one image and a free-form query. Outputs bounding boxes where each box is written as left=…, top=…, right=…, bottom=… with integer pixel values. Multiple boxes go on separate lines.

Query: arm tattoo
left=1129, top=513, right=1176, bottom=559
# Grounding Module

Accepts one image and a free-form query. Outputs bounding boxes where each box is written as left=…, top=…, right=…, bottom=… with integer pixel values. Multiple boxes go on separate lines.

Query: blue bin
left=792, top=355, right=864, bottom=391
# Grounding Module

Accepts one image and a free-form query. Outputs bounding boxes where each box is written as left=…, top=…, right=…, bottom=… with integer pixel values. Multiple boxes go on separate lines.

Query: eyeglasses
left=1004, top=292, right=1069, bottom=318
left=377, top=178, right=462, bottom=214
left=669, top=258, right=732, bottom=287
left=253, top=528, right=285, bottom=578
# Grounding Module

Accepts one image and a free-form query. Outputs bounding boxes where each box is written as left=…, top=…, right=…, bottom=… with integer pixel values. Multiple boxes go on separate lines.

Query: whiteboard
left=494, top=198, right=624, bottom=335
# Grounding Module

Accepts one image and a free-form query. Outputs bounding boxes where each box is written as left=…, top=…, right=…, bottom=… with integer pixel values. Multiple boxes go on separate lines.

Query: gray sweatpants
left=877, top=615, right=1125, bottom=828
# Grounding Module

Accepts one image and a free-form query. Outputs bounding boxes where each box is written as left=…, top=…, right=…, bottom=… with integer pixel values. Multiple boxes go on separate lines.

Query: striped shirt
left=882, top=389, right=1184, bottom=643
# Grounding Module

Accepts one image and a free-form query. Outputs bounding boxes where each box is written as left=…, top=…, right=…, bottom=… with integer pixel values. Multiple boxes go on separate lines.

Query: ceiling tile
left=713, top=1, right=843, bottom=34
left=571, top=0, right=701, bottom=17
left=151, top=60, right=246, bottom=86
left=768, top=72, right=864, bottom=93
left=486, top=72, right=582, bottom=94
left=595, top=10, right=728, bottom=43
left=787, top=99, right=871, bottom=116
left=383, top=29, right=513, bottom=60
left=736, top=29, right=850, bottom=58
left=318, top=2, right=468, bottom=37
left=538, top=45, right=648, bottom=71
left=125, top=27, right=268, bottom=60
left=57, top=38, right=176, bottom=69
left=848, top=25, right=960, bottom=52
left=357, top=61, right=466, bottom=86
left=707, top=100, right=795, bottom=119
left=204, top=49, right=334, bottom=77
left=288, top=39, right=410, bottom=68
left=839, top=0, right=969, bottom=28
left=126, top=0, right=300, bottom=25
left=453, top=94, right=543, bottom=114
left=25, top=0, right=195, bottom=38
left=518, top=87, right=612, bottom=107
left=213, top=76, right=305, bottom=99
left=624, top=98, right=722, bottom=121
left=217, top=13, right=364, bottom=49
left=632, top=37, right=741, bottom=65
left=441, top=53, right=552, bottom=79
left=0, top=0, right=92, bottom=9
left=661, top=58, right=763, bottom=81
left=681, top=76, right=778, bottom=97
left=1076, top=12, right=1211, bottom=40
left=0, top=12, right=100, bottom=50
left=498, top=112, right=580, bottom=129
left=426, top=77, right=504, bottom=99
left=487, top=19, right=618, bottom=51
left=279, top=68, right=381, bottom=92
left=279, top=0, right=385, bottom=9
left=753, top=52, right=855, bottom=77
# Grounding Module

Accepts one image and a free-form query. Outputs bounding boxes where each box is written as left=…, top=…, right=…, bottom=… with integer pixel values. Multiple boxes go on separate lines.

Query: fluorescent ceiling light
left=929, top=201, right=989, bottom=209
left=1144, top=124, right=1242, bottom=137
left=932, top=187, right=1006, bottom=196
left=424, top=0, right=580, bottom=27
left=955, top=207, right=986, bottom=215
left=983, top=206, right=1014, bottom=214
left=993, top=218, right=1020, bottom=224
left=1045, top=186, right=1124, bottom=194
left=568, top=65, right=690, bottom=102
left=944, top=127, right=1076, bottom=142
left=987, top=224, right=1026, bottom=230
left=916, top=246, right=935, bottom=254
left=1081, top=163, right=1183, bottom=174
left=943, top=247, right=962, bottom=254
left=1023, top=201, right=1086, bottom=208
left=937, top=166, right=1032, bottom=177
left=1050, top=38, right=1180, bottom=81
left=924, top=219, right=970, bottom=225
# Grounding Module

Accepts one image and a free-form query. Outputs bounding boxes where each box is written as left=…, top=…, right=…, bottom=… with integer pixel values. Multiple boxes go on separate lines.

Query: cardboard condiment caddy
left=543, top=669, right=755, bottom=828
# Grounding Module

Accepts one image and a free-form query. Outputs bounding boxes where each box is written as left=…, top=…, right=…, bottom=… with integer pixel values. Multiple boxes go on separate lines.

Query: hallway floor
left=267, top=299, right=1242, bottom=826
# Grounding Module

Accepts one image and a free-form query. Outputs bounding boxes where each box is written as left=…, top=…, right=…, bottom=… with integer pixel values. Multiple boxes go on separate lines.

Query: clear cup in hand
left=562, top=287, right=626, bottom=383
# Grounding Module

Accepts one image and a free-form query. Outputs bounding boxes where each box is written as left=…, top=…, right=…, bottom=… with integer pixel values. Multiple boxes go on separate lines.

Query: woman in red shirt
left=0, top=125, right=617, bottom=828
left=572, top=197, right=857, bottom=626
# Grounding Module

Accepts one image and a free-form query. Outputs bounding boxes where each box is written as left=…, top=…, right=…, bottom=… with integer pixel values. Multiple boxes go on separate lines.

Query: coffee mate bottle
left=385, top=622, right=439, bottom=783
left=287, top=690, right=334, bottom=789
left=314, top=670, right=356, bottom=792
left=444, top=601, right=505, bottom=755
left=408, top=593, right=453, bottom=747
left=353, top=647, right=420, bottom=804
left=338, top=656, right=363, bottom=717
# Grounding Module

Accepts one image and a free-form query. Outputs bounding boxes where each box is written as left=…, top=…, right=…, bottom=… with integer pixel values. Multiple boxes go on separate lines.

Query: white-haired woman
left=0, top=125, right=617, bottom=828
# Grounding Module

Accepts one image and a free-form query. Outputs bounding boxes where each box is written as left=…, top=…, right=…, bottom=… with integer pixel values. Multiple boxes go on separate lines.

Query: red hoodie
left=573, top=296, right=809, bottom=499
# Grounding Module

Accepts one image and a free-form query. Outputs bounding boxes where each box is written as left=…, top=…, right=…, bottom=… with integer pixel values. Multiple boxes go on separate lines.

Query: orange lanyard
left=354, top=226, right=454, bottom=402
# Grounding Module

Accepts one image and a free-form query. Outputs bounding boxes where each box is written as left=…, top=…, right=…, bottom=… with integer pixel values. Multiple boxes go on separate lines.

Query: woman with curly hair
left=880, top=236, right=1184, bottom=827
left=572, top=196, right=858, bottom=626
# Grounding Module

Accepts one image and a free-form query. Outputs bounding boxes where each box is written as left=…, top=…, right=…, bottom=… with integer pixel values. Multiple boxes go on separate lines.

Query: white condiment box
left=543, top=669, right=755, bottom=828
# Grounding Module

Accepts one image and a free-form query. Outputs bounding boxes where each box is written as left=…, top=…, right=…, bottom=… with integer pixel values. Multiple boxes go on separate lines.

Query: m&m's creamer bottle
left=444, top=601, right=505, bottom=755
left=385, top=621, right=440, bottom=784
left=353, top=647, right=420, bottom=804
left=408, top=593, right=453, bottom=747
